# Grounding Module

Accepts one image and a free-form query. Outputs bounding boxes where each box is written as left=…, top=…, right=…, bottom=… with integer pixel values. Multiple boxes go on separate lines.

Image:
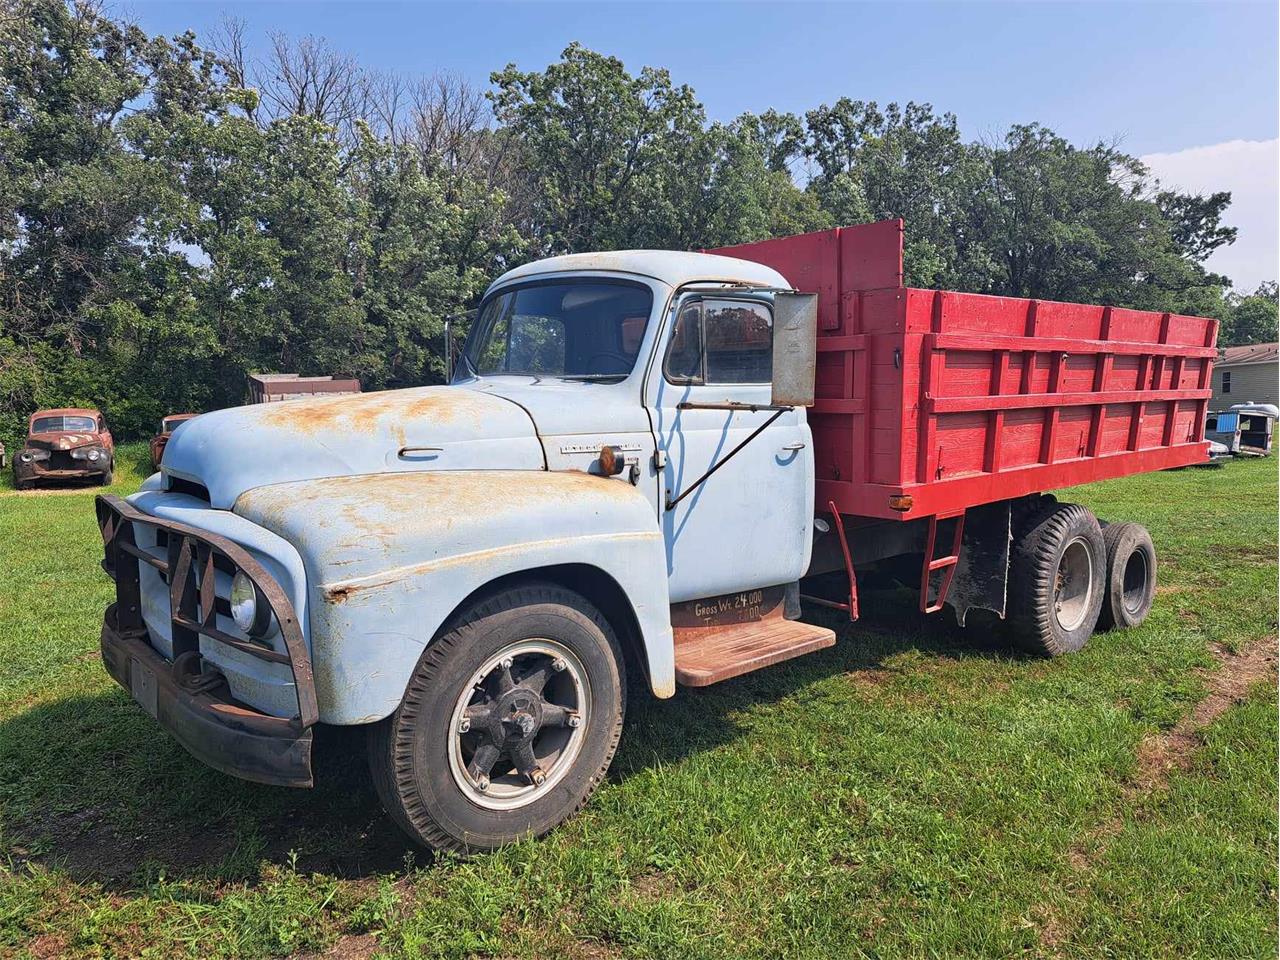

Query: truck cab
left=97, top=250, right=831, bottom=851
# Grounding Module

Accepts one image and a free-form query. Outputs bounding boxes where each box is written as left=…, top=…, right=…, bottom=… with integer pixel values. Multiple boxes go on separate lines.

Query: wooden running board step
left=673, top=615, right=836, bottom=687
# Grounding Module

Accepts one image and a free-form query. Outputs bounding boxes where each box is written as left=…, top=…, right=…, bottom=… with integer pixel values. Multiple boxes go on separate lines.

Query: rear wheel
left=368, top=583, right=626, bottom=853
left=1097, top=522, right=1156, bottom=630
left=1007, top=502, right=1106, bottom=656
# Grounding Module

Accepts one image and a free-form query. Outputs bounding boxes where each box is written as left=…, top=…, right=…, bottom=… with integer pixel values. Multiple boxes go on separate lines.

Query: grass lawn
left=0, top=447, right=1275, bottom=959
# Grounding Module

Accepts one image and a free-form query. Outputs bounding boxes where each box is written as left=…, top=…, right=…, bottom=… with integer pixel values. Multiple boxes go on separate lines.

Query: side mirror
left=771, top=292, right=818, bottom=407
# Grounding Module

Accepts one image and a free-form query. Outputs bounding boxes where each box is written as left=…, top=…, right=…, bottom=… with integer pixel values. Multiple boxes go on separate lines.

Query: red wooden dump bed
left=712, top=220, right=1218, bottom=522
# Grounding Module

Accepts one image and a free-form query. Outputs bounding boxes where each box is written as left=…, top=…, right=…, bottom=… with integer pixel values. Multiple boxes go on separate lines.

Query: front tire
left=1008, top=502, right=1106, bottom=656
left=368, top=583, right=626, bottom=853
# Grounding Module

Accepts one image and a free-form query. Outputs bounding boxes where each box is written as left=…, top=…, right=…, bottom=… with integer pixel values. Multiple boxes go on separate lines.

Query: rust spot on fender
left=319, top=529, right=661, bottom=603
left=325, top=584, right=357, bottom=604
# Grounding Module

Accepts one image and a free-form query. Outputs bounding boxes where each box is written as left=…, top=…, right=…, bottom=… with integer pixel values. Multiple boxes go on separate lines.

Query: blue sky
left=125, top=1, right=1279, bottom=287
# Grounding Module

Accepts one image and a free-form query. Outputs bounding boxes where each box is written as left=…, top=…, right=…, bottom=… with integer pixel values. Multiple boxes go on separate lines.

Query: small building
left=248, top=373, right=362, bottom=404
left=1210, top=342, right=1278, bottom=408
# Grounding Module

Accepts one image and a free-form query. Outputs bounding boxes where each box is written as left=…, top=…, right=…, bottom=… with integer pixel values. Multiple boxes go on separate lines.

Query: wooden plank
left=984, top=350, right=1008, bottom=473
left=931, top=332, right=1216, bottom=359
left=1086, top=353, right=1114, bottom=456
left=674, top=615, right=836, bottom=686
left=1039, top=351, right=1066, bottom=464
left=930, top=387, right=1209, bottom=414
left=918, top=337, right=943, bottom=482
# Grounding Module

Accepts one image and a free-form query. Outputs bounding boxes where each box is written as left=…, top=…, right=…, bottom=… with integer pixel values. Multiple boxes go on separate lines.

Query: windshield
left=32, top=415, right=96, bottom=433
left=162, top=417, right=189, bottom=433
left=462, top=280, right=653, bottom=381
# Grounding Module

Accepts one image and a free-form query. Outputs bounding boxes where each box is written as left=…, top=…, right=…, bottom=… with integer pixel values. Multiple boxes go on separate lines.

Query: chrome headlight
left=88, top=449, right=100, bottom=461
left=230, top=570, right=270, bottom=636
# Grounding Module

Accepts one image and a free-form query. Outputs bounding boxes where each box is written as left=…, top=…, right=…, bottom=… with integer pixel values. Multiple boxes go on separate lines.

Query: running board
left=673, top=612, right=836, bottom=687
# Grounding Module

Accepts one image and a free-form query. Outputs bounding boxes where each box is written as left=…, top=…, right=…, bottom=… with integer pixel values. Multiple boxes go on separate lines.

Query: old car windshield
left=163, top=417, right=189, bottom=432
left=32, top=415, right=96, bottom=433
left=462, top=281, right=653, bottom=381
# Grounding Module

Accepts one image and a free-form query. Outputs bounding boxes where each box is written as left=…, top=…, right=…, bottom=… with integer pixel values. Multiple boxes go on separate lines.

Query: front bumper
left=101, top=604, right=313, bottom=787
left=96, top=494, right=318, bottom=788
left=14, top=448, right=109, bottom=482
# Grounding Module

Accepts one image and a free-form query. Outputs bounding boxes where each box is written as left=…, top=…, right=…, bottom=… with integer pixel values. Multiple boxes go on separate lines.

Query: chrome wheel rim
left=1054, top=537, right=1094, bottom=632
left=447, top=639, right=591, bottom=810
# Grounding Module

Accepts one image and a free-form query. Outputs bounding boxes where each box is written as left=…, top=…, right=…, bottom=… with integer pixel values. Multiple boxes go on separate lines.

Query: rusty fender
left=234, top=470, right=675, bottom=724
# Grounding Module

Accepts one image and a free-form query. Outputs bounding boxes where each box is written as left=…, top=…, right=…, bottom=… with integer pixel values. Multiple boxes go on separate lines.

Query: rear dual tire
left=1008, top=502, right=1106, bottom=656
left=1097, top=522, right=1156, bottom=630
left=1007, top=503, right=1157, bottom=656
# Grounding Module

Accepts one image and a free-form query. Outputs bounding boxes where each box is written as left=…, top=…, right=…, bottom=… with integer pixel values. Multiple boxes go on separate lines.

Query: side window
left=704, top=300, right=772, bottom=383
left=665, top=302, right=704, bottom=381
left=663, top=298, right=772, bottom=385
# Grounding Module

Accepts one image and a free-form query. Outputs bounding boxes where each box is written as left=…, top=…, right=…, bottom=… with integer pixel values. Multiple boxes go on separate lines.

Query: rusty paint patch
left=320, top=530, right=662, bottom=603
left=255, top=387, right=488, bottom=437
left=238, top=469, right=642, bottom=547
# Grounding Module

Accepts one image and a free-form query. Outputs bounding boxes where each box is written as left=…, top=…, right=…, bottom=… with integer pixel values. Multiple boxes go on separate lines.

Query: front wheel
left=368, top=584, right=626, bottom=853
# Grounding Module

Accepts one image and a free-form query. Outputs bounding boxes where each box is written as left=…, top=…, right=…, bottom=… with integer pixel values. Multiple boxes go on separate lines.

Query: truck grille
left=95, top=494, right=318, bottom=727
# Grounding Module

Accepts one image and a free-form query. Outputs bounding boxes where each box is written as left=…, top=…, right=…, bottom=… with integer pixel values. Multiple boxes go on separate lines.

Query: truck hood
left=163, top=386, right=544, bottom=509
left=26, top=432, right=102, bottom=451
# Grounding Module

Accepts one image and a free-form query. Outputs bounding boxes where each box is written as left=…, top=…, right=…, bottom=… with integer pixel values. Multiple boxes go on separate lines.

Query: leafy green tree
left=490, top=44, right=821, bottom=255
left=0, top=0, right=154, bottom=349
left=490, top=43, right=707, bottom=253
left=975, top=125, right=1230, bottom=310
left=803, top=99, right=993, bottom=288
left=1222, top=282, right=1279, bottom=347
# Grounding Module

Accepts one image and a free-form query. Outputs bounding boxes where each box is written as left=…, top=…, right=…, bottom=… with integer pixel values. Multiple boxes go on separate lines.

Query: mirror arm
left=676, top=401, right=793, bottom=413
left=663, top=407, right=790, bottom=511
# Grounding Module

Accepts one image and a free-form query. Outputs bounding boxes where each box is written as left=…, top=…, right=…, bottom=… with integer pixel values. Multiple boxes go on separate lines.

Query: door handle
left=398, top=446, right=443, bottom=458
left=781, top=441, right=806, bottom=451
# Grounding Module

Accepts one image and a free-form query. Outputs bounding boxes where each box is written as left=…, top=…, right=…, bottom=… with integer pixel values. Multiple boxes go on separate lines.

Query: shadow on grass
left=1, top=584, right=1025, bottom=890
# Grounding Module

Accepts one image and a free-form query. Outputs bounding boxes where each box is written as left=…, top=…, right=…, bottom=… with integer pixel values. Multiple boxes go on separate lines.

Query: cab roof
left=30, top=407, right=100, bottom=421
left=487, top=249, right=790, bottom=295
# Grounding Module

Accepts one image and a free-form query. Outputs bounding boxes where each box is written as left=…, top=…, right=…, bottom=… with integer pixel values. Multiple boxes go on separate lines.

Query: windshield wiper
left=555, top=373, right=627, bottom=383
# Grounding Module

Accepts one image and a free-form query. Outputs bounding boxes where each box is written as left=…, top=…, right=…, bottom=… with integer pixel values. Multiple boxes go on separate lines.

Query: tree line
left=2, top=0, right=1275, bottom=443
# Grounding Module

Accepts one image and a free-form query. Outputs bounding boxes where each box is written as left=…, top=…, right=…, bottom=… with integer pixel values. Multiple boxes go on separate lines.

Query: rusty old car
left=94, top=220, right=1214, bottom=852
left=14, top=408, right=115, bottom=489
left=150, top=413, right=199, bottom=469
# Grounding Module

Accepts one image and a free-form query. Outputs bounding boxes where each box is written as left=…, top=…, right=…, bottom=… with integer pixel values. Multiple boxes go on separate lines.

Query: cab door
left=646, top=293, right=814, bottom=603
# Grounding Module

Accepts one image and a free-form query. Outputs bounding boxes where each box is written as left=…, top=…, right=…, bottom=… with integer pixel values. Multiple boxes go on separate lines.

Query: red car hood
left=26, top=432, right=102, bottom=451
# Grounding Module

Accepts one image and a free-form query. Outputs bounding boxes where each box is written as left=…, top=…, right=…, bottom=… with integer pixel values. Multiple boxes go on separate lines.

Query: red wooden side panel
left=709, top=220, right=1218, bottom=521
left=710, top=228, right=845, bottom=332
left=712, top=222, right=906, bottom=500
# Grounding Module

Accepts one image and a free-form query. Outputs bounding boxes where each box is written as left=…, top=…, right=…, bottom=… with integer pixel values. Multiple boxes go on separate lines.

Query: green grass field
left=0, top=447, right=1275, bottom=959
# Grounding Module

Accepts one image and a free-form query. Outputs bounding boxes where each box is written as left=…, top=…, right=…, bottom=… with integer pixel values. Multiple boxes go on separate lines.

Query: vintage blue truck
left=96, top=222, right=1212, bottom=851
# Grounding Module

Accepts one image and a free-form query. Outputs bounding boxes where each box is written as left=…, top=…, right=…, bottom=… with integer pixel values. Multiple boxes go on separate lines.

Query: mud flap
left=949, top=500, right=1011, bottom=625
